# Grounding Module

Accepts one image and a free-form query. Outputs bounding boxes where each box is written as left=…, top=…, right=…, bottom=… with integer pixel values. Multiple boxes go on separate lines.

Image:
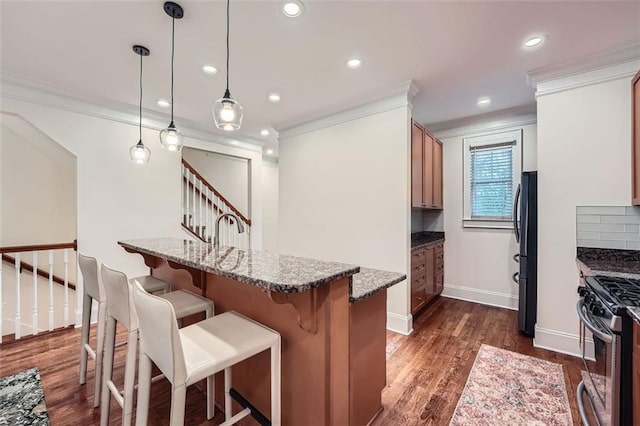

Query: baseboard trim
left=441, top=284, right=519, bottom=311
left=534, top=325, right=595, bottom=361
left=386, top=312, right=413, bottom=335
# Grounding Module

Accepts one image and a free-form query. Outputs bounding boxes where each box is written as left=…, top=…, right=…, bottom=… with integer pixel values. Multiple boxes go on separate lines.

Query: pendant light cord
left=225, top=0, right=230, bottom=93
left=171, top=16, right=175, bottom=121
left=139, top=53, right=143, bottom=141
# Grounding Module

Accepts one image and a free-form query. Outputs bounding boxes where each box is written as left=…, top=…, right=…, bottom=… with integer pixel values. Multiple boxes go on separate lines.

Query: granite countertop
left=628, top=307, right=640, bottom=324
left=119, top=238, right=360, bottom=294
left=350, top=268, right=406, bottom=303
left=576, top=247, right=640, bottom=280
left=411, top=231, right=445, bottom=249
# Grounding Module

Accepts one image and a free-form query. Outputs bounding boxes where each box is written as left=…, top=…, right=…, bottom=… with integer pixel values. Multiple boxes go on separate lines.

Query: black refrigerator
left=513, top=171, right=537, bottom=337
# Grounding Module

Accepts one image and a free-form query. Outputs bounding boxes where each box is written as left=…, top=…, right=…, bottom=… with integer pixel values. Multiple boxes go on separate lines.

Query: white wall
left=440, top=123, right=537, bottom=309
left=182, top=147, right=250, bottom=217
left=261, top=161, right=279, bottom=253
left=535, top=76, right=632, bottom=355
left=279, top=105, right=412, bottom=333
left=0, top=96, right=264, bottom=325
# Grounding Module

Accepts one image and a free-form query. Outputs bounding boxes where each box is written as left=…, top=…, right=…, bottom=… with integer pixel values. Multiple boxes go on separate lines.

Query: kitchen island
left=119, top=238, right=405, bottom=426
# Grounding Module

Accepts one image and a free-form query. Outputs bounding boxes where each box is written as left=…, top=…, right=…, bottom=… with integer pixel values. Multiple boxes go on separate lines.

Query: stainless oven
left=576, top=296, right=622, bottom=426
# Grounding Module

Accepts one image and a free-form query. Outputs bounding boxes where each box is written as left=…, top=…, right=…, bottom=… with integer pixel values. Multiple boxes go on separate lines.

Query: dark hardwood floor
left=0, top=297, right=587, bottom=425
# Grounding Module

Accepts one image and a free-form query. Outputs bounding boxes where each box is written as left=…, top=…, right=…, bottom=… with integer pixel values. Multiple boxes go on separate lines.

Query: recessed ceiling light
left=281, top=1, right=304, bottom=18
left=268, top=93, right=281, bottom=103
left=157, top=99, right=171, bottom=108
left=231, top=141, right=239, bottom=146
left=477, top=97, right=491, bottom=107
left=266, top=149, right=274, bottom=155
left=347, top=58, right=362, bottom=69
left=261, top=129, right=270, bottom=136
left=202, top=65, right=218, bottom=75
left=523, top=35, right=546, bottom=48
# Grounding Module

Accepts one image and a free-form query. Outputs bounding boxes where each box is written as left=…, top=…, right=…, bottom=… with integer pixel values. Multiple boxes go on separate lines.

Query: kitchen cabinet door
left=412, top=121, right=425, bottom=208
left=425, top=247, right=436, bottom=299
left=422, top=131, right=435, bottom=208
left=633, top=70, right=640, bottom=205
left=433, top=139, right=443, bottom=209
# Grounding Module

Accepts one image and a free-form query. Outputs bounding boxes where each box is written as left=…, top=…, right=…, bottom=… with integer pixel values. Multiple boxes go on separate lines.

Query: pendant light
left=159, top=2, right=184, bottom=151
left=212, top=0, right=243, bottom=131
left=130, top=45, right=151, bottom=164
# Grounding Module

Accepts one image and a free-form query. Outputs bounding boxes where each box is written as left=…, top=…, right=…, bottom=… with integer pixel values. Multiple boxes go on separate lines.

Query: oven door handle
left=577, top=381, right=592, bottom=426
left=576, top=301, right=613, bottom=344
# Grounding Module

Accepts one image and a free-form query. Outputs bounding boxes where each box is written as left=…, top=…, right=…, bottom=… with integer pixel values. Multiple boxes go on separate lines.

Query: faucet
left=214, top=213, right=245, bottom=247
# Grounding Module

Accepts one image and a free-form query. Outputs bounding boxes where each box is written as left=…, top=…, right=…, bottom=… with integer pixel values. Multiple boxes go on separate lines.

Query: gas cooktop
left=586, top=276, right=640, bottom=314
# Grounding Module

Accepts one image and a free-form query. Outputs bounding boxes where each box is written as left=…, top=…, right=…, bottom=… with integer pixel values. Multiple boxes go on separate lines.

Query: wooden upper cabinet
left=433, top=139, right=443, bottom=209
left=632, top=70, right=640, bottom=206
left=411, top=121, right=424, bottom=208
left=410, top=119, right=444, bottom=209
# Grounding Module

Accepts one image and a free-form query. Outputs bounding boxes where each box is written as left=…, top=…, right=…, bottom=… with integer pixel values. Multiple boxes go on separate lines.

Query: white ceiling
left=1, top=1, right=640, bottom=155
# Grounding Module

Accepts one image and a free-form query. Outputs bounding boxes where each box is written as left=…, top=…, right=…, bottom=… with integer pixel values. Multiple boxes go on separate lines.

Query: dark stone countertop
left=119, top=238, right=360, bottom=294
left=576, top=247, right=640, bottom=280
left=411, top=231, right=445, bottom=250
left=350, top=268, right=406, bottom=303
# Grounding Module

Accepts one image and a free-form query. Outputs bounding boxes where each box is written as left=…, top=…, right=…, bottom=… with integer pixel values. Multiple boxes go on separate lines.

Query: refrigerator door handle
left=513, top=184, right=521, bottom=244
left=512, top=272, right=519, bottom=284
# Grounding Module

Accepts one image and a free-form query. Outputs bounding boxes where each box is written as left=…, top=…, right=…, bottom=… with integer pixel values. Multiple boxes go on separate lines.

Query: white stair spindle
left=63, top=249, right=69, bottom=327
left=199, top=180, right=204, bottom=238
left=48, top=250, right=54, bottom=331
left=185, top=169, right=190, bottom=227
left=205, top=187, right=209, bottom=242
left=181, top=164, right=185, bottom=224
left=15, top=254, right=21, bottom=340
left=192, top=174, right=197, bottom=228
left=32, top=252, right=38, bottom=335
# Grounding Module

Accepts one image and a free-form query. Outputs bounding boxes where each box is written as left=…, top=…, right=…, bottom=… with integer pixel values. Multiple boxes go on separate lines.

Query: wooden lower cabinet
left=411, top=241, right=444, bottom=316
left=634, top=319, right=640, bottom=426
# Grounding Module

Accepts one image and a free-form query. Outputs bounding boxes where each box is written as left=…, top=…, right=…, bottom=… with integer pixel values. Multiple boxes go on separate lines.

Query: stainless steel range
left=577, top=275, right=638, bottom=425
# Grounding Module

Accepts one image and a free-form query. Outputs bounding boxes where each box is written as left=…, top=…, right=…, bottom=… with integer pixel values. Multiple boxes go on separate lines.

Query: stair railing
left=181, top=159, right=252, bottom=250
left=0, top=241, right=77, bottom=343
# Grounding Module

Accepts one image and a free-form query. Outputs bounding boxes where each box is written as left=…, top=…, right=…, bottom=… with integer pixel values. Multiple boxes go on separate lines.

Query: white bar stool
left=100, top=265, right=214, bottom=426
left=132, top=281, right=282, bottom=426
left=131, top=275, right=170, bottom=294
left=78, top=254, right=107, bottom=408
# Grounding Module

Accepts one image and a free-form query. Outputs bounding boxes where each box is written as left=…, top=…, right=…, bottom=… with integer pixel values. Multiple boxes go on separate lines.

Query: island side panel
left=349, top=291, right=387, bottom=426
left=205, top=273, right=352, bottom=426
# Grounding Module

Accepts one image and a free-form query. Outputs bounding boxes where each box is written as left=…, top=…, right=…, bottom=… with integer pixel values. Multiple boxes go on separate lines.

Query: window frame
left=462, top=129, right=522, bottom=229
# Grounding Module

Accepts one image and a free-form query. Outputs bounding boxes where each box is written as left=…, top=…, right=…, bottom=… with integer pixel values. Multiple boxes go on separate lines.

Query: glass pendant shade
left=159, top=122, right=184, bottom=151
left=212, top=93, right=243, bottom=132
left=130, top=140, right=151, bottom=164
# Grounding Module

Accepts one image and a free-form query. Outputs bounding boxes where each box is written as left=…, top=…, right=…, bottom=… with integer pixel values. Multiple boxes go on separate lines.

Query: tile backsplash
left=411, top=209, right=444, bottom=233
left=576, top=206, right=640, bottom=250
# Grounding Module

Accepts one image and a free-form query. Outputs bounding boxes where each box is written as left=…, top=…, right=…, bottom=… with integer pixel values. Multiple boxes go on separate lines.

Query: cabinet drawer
left=411, top=274, right=427, bottom=291
left=411, top=248, right=427, bottom=265
left=411, top=287, right=427, bottom=313
left=412, top=262, right=427, bottom=277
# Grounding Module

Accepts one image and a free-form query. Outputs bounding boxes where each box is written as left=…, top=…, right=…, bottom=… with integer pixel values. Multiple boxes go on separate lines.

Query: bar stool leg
left=93, top=299, right=107, bottom=408
left=271, top=340, right=281, bottom=426
left=122, top=329, right=138, bottom=426
left=224, top=367, right=232, bottom=422
left=79, top=294, right=92, bottom=385
left=100, top=316, right=117, bottom=426
left=135, top=353, right=152, bottom=426
left=206, top=375, right=215, bottom=420
left=170, top=384, right=187, bottom=426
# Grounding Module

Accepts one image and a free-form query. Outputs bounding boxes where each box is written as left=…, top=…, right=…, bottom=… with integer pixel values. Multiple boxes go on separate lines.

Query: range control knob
left=584, top=293, right=595, bottom=304
left=577, top=287, right=589, bottom=297
left=593, top=306, right=606, bottom=316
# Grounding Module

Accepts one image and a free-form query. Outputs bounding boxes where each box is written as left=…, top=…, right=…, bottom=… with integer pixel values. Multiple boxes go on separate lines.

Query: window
left=463, top=129, right=522, bottom=228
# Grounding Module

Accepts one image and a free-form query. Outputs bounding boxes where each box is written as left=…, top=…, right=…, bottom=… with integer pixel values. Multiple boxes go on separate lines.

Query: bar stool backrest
left=78, top=253, right=105, bottom=302
left=101, top=264, right=138, bottom=331
left=131, top=280, right=187, bottom=385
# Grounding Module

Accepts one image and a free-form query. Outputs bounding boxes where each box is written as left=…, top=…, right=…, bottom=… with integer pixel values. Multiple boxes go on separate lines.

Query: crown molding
left=527, top=44, right=640, bottom=98
left=277, top=80, right=419, bottom=140
left=430, top=104, right=537, bottom=140
left=0, top=72, right=264, bottom=153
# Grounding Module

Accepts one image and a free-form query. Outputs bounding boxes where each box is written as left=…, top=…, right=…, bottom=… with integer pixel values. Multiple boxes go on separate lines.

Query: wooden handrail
left=1, top=254, right=77, bottom=291
left=181, top=223, right=208, bottom=243
left=181, top=159, right=252, bottom=226
left=0, top=240, right=77, bottom=254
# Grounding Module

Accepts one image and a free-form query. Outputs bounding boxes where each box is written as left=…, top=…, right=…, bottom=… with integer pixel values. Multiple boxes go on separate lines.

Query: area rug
left=0, top=368, right=50, bottom=425
left=450, top=344, right=572, bottom=426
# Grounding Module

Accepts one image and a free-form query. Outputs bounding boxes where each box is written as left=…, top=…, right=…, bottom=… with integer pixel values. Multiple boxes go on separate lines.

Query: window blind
left=469, top=142, right=515, bottom=219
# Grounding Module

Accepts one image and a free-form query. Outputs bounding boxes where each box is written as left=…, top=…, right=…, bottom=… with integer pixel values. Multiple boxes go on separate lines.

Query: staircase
left=181, top=159, right=252, bottom=249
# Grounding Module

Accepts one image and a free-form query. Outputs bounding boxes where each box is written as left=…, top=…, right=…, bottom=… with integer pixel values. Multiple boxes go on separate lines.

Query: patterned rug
left=0, top=368, right=50, bottom=425
left=450, top=345, right=572, bottom=426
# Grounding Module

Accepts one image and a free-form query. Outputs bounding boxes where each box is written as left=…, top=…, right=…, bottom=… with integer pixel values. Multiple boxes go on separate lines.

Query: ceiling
left=1, top=1, right=640, bottom=156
